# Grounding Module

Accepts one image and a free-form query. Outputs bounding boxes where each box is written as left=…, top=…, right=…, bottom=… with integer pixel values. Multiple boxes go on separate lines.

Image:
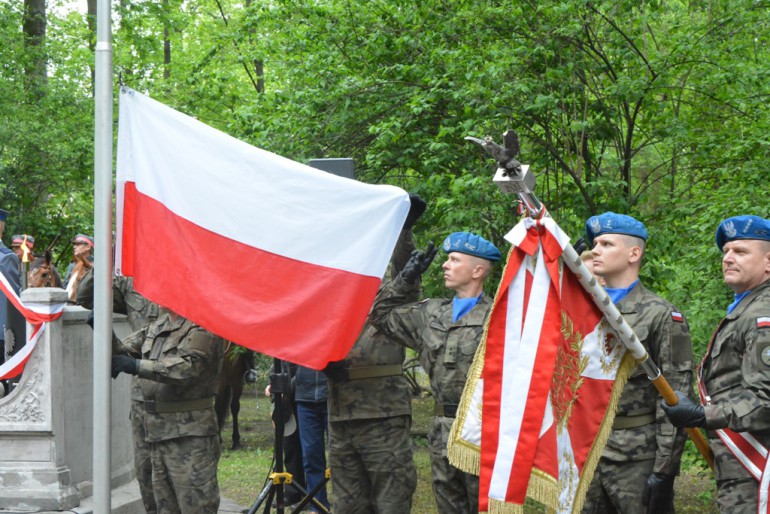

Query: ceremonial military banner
left=448, top=217, right=635, bottom=513
left=115, top=87, right=409, bottom=369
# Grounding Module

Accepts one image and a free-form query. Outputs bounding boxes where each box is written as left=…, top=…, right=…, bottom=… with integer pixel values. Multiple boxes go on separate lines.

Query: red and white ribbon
left=0, top=271, right=66, bottom=380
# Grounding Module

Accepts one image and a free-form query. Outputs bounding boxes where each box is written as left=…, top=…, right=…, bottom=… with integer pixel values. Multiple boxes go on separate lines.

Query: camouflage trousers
left=151, top=434, right=221, bottom=514
left=329, top=415, right=417, bottom=514
left=130, top=399, right=157, bottom=514
left=429, top=416, right=479, bottom=514
left=581, top=458, right=669, bottom=514
left=716, top=477, right=760, bottom=514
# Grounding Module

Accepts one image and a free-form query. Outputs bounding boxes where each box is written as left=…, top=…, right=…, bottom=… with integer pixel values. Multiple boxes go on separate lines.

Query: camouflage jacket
left=78, top=269, right=160, bottom=400
left=77, top=269, right=160, bottom=332
left=114, top=314, right=224, bottom=442
left=602, top=282, right=694, bottom=476
left=370, top=275, right=492, bottom=406
left=701, top=278, right=770, bottom=480
left=328, top=229, right=419, bottom=422
left=328, top=319, right=415, bottom=422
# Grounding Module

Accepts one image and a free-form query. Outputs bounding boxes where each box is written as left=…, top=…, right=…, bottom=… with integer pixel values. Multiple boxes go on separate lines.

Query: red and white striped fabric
left=476, top=218, right=632, bottom=513
left=698, top=379, right=770, bottom=514
left=0, top=272, right=66, bottom=380
left=115, top=88, right=409, bottom=369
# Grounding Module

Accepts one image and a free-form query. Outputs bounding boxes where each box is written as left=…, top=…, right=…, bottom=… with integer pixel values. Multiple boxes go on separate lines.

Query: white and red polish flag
left=115, top=88, right=409, bottom=369
left=448, top=217, right=634, bottom=513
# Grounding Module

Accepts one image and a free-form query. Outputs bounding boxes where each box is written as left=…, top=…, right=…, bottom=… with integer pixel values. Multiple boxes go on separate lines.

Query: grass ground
left=218, top=379, right=719, bottom=513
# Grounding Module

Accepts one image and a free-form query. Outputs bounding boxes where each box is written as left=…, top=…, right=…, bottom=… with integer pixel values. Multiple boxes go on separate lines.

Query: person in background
left=64, top=233, right=94, bottom=303
left=10, top=234, right=34, bottom=262
left=294, top=365, right=329, bottom=513
left=0, top=209, right=22, bottom=396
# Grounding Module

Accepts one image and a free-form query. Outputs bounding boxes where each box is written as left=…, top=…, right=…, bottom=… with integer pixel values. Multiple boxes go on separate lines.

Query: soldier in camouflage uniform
left=78, top=269, right=160, bottom=514
left=324, top=227, right=419, bottom=514
left=370, top=231, right=502, bottom=514
left=111, top=311, right=224, bottom=514
left=323, top=194, right=425, bottom=513
left=582, top=212, right=693, bottom=514
left=662, top=215, right=770, bottom=514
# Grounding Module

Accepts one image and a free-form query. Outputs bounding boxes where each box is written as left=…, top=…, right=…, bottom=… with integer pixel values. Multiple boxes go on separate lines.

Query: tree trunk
left=87, top=0, right=96, bottom=93
left=23, top=0, right=47, bottom=96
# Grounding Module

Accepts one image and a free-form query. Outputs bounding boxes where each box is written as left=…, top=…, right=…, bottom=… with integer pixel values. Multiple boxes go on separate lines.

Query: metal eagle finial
left=465, top=129, right=522, bottom=176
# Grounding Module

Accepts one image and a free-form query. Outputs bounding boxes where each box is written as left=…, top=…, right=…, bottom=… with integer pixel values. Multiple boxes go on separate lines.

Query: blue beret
left=0, top=209, right=8, bottom=222
left=442, top=232, right=501, bottom=262
left=716, top=215, right=770, bottom=251
left=585, top=212, right=648, bottom=247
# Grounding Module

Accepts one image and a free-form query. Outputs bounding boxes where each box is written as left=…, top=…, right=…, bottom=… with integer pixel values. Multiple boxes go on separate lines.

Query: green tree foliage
left=0, top=1, right=95, bottom=267
left=1, top=0, right=769, bottom=353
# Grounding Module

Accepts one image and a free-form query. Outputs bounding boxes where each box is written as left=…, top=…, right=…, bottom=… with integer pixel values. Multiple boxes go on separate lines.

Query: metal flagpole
left=94, top=0, right=114, bottom=510
left=467, top=131, right=714, bottom=470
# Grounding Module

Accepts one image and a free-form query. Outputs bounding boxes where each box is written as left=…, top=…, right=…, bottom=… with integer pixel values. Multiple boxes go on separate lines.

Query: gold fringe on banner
left=569, top=351, right=637, bottom=513
left=447, top=245, right=513, bottom=475
left=447, top=337, right=485, bottom=474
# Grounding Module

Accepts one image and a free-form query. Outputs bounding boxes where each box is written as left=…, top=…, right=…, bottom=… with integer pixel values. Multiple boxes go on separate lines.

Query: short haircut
left=468, top=254, right=495, bottom=279
left=621, top=234, right=645, bottom=251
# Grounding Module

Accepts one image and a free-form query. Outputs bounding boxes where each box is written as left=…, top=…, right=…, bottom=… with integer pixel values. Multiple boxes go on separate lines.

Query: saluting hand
left=401, top=242, right=438, bottom=284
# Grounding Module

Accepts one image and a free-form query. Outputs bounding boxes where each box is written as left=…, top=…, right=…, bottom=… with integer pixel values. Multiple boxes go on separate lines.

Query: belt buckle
left=145, top=400, right=157, bottom=413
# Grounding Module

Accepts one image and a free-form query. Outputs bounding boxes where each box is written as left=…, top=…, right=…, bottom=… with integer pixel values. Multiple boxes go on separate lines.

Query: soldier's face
left=721, top=240, right=770, bottom=293
left=73, top=241, right=91, bottom=258
left=590, top=234, right=633, bottom=279
left=442, top=252, right=477, bottom=291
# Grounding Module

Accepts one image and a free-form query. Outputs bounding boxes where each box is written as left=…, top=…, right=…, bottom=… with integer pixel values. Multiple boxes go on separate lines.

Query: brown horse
left=27, top=251, right=63, bottom=288
left=215, top=342, right=252, bottom=450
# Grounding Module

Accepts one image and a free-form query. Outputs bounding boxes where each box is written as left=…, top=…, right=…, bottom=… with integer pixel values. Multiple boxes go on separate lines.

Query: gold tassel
left=448, top=245, right=514, bottom=475
left=570, top=351, right=637, bottom=513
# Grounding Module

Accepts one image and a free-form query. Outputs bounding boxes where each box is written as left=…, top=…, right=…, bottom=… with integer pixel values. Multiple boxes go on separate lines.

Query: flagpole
left=469, top=132, right=714, bottom=470
left=94, top=0, right=114, bottom=511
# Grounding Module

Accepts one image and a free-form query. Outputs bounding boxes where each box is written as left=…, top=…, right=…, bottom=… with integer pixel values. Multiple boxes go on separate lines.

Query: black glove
left=642, top=472, right=675, bottom=513
left=401, top=242, right=438, bottom=284
left=86, top=311, right=94, bottom=329
left=322, top=360, right=349, bottom=382
left=660, top=390, right=705, bottom=428
left=403, top=193, right=427, bottom=230
left=572, top=237, right=587, bottom=255
left=111, top=355, right=140, bottom=379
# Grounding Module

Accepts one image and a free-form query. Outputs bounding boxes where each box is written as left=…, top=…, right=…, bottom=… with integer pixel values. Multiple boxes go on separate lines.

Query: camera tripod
left=247, top=358, right=330, bottom=514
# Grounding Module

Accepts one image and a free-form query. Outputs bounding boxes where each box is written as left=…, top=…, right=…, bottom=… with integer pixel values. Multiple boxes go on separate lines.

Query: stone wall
left=0, top=287, right=136, bottom=511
